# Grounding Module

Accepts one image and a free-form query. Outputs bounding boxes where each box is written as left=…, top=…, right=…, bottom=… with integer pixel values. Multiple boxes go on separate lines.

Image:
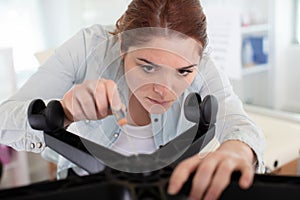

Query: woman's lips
left=147, top=97, right=173, bottom=106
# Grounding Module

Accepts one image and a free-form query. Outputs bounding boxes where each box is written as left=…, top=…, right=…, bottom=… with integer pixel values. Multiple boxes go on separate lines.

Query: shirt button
left=85, top=120, right=90, bottom=124
left=114, top=133, right=119, bottom=138
left=30, top=143, right=35, bottom=149
left=37, top=142, right=43, bottom=149
left=154, top=118, right=159, bottom=122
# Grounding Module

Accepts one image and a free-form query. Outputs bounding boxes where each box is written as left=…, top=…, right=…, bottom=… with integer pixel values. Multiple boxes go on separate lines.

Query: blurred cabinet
left=241, top=24, right=270, bottom=76
left=202, top=0, right=274, bottom=108
left=237, top=0, right=274, bottom=108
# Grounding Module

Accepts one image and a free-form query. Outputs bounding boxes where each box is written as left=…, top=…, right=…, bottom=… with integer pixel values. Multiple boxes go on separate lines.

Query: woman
left=0, top=0, right=265, bottom=199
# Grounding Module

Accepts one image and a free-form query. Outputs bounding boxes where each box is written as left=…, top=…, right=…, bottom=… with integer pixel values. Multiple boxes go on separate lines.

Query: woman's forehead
left=126, top=37, right=201, bottom=67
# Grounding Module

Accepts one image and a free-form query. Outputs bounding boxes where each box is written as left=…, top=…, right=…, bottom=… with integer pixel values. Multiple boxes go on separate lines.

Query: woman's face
left=123, top=37, right=201, bottom=114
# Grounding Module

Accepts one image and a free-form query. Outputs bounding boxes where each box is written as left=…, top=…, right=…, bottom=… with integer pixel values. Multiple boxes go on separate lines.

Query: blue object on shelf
left=249, top=36, right=268, bottom=64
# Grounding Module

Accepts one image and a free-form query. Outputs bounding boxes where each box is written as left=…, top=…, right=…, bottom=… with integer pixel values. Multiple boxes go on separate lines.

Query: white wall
left=276, top=45, right=300, bottom=112
left=273, top=0, right=300, bottom=113
left=202, top=0, right=269, bottom=25
left=39, top=0, right=129, bottom=48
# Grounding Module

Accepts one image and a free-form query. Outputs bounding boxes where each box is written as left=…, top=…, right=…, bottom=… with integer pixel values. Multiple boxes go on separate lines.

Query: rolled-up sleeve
left=0, top=27, right=91, bottom=152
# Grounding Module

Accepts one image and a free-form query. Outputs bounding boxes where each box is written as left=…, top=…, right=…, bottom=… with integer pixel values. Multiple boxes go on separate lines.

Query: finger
left=63, top=89, right=86, bottom=122
left=94, top=80, right=109, bottom=118
left=189, top=154, right=218, bottom=200
left=104, top=80, right=122, bottom=111
left=61, top=90, right=75, bottom=122
left=75, top=87, right=97, bottom=120
left=168, top=154, right=201, bottom=195
left=238, top=161, right=254, bottom=189
left=71, top=96, right=86, bottom=121
left=203, top=158, right=235, bottom=200
left=80, top=96, right=98, bottom=120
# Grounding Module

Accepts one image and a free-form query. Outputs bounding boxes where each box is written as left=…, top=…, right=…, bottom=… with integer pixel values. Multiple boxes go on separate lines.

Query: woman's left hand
left=168, top=140, right=256, bottom=200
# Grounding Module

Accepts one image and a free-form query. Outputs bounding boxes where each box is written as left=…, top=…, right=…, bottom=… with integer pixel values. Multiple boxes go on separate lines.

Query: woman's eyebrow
left=137, top=58, right=197, bottom=70
left=178, top=64, right=197, bottom=70
left=137, top=58, right=161, bottom=68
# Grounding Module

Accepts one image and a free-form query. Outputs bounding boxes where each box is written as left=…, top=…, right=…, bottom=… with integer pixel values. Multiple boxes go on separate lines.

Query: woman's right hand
left=60, top=79, right=122, bottom=127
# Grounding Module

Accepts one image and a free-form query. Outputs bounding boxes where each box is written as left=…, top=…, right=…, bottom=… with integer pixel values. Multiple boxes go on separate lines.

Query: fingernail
left=167, top=184, right=177, bottom=195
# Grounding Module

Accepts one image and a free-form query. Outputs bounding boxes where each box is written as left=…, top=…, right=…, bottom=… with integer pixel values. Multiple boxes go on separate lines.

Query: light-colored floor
left=0, top=151, right=52, bottom=190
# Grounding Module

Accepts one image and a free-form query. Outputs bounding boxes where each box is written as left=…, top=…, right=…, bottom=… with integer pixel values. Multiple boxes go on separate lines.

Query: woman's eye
left=142, top=65, right=156, bottom=73
left=178, top=69, right=193, bottom=76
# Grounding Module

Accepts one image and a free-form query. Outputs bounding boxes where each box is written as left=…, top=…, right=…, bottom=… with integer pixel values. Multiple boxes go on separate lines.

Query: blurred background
left=0, top=0, right=299, bottom=190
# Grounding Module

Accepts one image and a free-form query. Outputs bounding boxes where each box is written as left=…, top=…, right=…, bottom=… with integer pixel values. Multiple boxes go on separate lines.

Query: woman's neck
left=127, top=93, right=151, bottom=126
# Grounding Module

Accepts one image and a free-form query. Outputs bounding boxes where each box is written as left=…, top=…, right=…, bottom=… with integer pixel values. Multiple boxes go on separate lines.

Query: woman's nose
left=153, top=84, right=167, bottom=97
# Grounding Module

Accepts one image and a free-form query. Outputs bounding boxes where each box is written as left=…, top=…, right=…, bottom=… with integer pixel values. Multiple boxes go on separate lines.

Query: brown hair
left=111, top=0, right=207, bottom=55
